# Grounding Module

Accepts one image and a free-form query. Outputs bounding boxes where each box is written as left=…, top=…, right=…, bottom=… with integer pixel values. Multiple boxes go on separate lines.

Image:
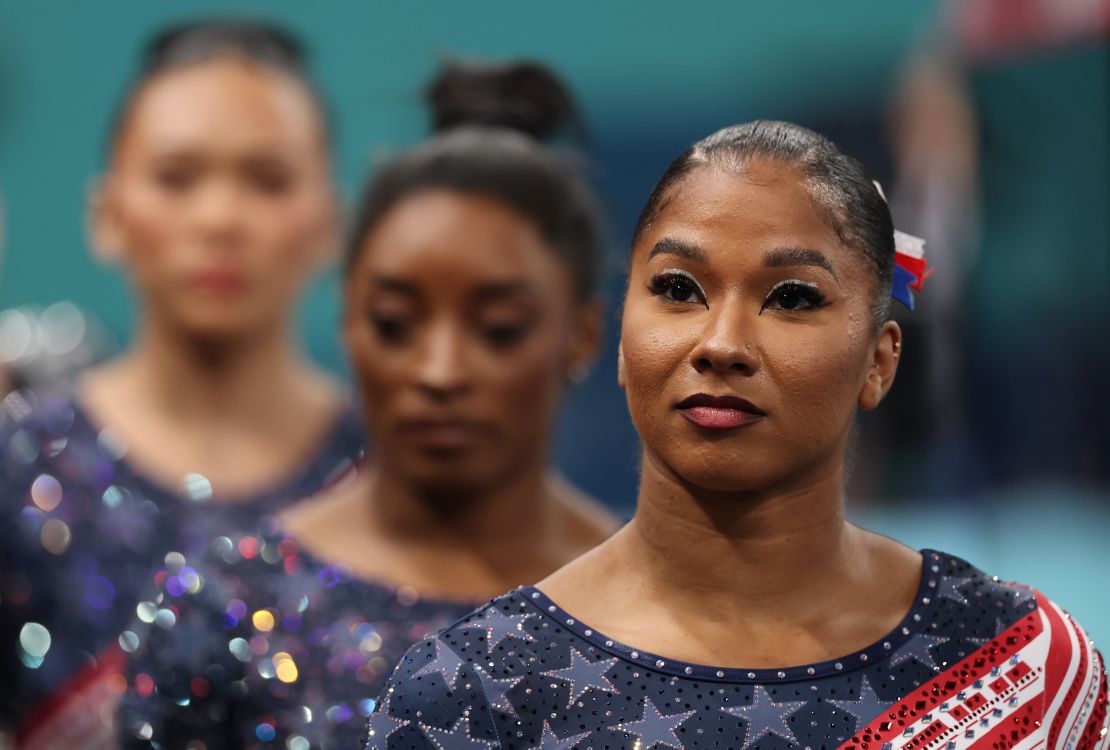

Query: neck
left=117, top=314, right=315, bottom=422
left=368, top=453, right=562, bottom=572
left=618, top=448, right=865, bottom=622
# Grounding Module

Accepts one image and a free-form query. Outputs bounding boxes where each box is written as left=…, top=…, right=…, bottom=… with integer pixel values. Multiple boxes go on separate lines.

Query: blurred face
left=93, top=59, right=333, bottom=340
left=345, top=190, right=599, bottom=496
left=620, top=160, right=899, bottom=494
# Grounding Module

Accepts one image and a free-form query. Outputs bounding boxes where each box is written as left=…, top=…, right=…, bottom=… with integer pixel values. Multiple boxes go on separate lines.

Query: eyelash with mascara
left=648, top=271, right=827, bottom=312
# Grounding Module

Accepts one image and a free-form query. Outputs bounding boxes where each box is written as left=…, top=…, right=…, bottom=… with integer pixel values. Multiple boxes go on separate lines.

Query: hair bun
left=426, top=59, right=583, bottom=142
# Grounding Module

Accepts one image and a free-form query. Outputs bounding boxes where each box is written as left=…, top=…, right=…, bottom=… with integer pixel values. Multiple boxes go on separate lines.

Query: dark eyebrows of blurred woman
left=85, top=21, right=349, bottom=498
left=278, top=60, right=618, bottom=600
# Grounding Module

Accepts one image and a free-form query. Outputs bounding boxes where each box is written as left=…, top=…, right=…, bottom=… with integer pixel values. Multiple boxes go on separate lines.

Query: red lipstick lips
left=675, top=393, right=766, bottom=430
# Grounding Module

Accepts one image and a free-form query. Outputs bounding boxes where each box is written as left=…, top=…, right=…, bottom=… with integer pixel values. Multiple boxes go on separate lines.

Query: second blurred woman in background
left=0, top=21, right=363, bottom=748
left=119, top=60, right=618, bottom=748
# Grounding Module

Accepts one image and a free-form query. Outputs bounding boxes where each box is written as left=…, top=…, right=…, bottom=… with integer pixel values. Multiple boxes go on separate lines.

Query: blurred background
left=0, top=1, right=1106, bottom=640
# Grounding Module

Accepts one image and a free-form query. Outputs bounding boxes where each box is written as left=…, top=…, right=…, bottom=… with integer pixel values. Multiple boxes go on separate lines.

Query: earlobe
left=567, top=299, right=604, bottom=384
left=858, top=321, right=901, bottom=410
left=87, top=177, right=125, bottom=265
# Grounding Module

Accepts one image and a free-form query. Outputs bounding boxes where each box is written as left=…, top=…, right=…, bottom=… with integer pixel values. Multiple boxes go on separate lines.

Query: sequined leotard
left=116, top=521, right=476, bottom=750
left=366, top=550, right=1108, bottom=750
left=0, top=391, right=365, bottom=746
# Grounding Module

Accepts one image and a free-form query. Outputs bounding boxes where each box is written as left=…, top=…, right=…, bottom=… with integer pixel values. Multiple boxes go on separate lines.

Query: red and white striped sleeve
left=1039, top=593, right=1108, bottom=750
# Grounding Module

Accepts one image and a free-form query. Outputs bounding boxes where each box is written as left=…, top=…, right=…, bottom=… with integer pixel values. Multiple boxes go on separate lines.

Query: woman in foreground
left=366, top=121, right=1107, bottom=750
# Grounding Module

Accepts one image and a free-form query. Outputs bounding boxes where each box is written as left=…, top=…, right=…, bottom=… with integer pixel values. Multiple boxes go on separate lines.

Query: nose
left=689, top=299, right=761, bottom=376
left=414, top=320, right=472, bottom=400
left=192, top=177, right=246, bottom=245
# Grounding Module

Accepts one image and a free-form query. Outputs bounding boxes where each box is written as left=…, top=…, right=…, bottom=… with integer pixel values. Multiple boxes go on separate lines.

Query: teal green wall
left=0, top=0, right=934, bottom=368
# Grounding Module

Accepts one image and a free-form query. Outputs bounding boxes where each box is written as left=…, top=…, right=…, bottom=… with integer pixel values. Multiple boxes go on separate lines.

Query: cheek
left=253, top=190, right=327, bottom=257
left=619, top=301, right=691, bottom=430
left=765, top=326, right=869, bottom=438
left=484, top=330, right=569, bottom=426
left=238, top=194, right=328, bottom=292
left=116, top=183, right=185, bottom=269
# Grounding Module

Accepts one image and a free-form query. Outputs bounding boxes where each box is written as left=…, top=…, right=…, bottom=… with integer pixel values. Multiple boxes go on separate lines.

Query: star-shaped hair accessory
left=532, top=721, right=590, bottom=750
left=721, top=685, right=806, bottom=750
left=540, top=646, right=619, bottom=707
left=613, top=696, right=695, bottom=750
left=471, top=607, right=536, bottom=649
left=420, top=710, right=497, bottom=750
left=828, top=675, right=891, bottom=733
left=413, top=639, right=467, bottom=690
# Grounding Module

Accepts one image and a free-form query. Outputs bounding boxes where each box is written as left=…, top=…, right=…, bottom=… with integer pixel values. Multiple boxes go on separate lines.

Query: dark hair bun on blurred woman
left=426, top=60, right=584, bottom=142
left=346, top=58, right=602, bottom=300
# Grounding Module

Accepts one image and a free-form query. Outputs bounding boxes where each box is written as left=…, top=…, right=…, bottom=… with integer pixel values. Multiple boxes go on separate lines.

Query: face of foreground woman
left=619, top=159, right=901, bottom=496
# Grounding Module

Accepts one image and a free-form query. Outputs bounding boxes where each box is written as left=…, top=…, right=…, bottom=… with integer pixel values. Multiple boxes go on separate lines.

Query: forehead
left=637, top=161, right=849, bottom=266
left=118, top=59, right=323, bottom=156
left=356, top=189, right=569, bottom=289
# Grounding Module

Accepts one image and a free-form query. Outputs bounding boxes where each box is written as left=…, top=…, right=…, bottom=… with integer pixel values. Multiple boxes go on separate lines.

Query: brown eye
left=154, top=167, right=197, bottom=192
left=760, top=281, right=826, bottom=313
left=649, top=271, right=706, bottom=306
left=370, top=314, right=409, bottom=344
left=483, top=322, right=530, bottom=348
left=248, top=168, right=293, bottom=195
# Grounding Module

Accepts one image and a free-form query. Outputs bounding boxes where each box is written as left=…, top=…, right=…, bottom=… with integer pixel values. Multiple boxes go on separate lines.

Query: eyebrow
left=368, top=276, right=418, bottom=295
left=471, top=279, right=535, bottom=302
left=762, top=247, right=838, bottom=280
left=648, top=237, right=708, bottom=264
left=367, top=276, right=535, bottom=301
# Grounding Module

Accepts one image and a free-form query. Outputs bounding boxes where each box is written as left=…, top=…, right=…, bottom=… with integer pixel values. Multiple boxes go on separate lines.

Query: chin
left=172, top=307, right=276, bottom=343
left=401, top=455, right=502, bottom=500
left=654, top=444, right=793, bottom=495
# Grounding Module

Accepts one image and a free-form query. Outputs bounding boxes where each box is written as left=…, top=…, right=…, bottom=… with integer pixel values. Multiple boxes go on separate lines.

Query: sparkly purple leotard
left=116, top=521, right=476, bottom=749
left=0, top=391, right=365, bottom=745
left=365, top=551, right=1107, bottom=750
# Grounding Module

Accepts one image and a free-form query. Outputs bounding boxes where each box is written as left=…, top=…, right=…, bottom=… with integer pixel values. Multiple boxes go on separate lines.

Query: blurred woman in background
left=118, top=59, right=619, bottom=749
left=0, top=21, right=362, bottom=748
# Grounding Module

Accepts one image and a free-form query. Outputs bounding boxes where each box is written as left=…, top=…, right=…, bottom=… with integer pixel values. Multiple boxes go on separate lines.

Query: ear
left=858, top=320, right=902, bottom=410
left=86, top=176, right=127, bottom=265
left=567, top=298, right=605, bottom=384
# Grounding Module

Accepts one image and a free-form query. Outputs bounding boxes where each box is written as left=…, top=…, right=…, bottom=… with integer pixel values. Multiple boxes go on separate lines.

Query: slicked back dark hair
left=633, top=120, right=895, bottom=323
left=344, top=60, right=601, bottom=303
left=108, top=19, right=329, bottom=154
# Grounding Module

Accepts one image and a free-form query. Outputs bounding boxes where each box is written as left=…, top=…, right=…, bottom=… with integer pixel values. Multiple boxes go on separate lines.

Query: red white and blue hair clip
left=893, top=230, right=932, bottom=311
left=873, top=181, right=932, bottom=311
